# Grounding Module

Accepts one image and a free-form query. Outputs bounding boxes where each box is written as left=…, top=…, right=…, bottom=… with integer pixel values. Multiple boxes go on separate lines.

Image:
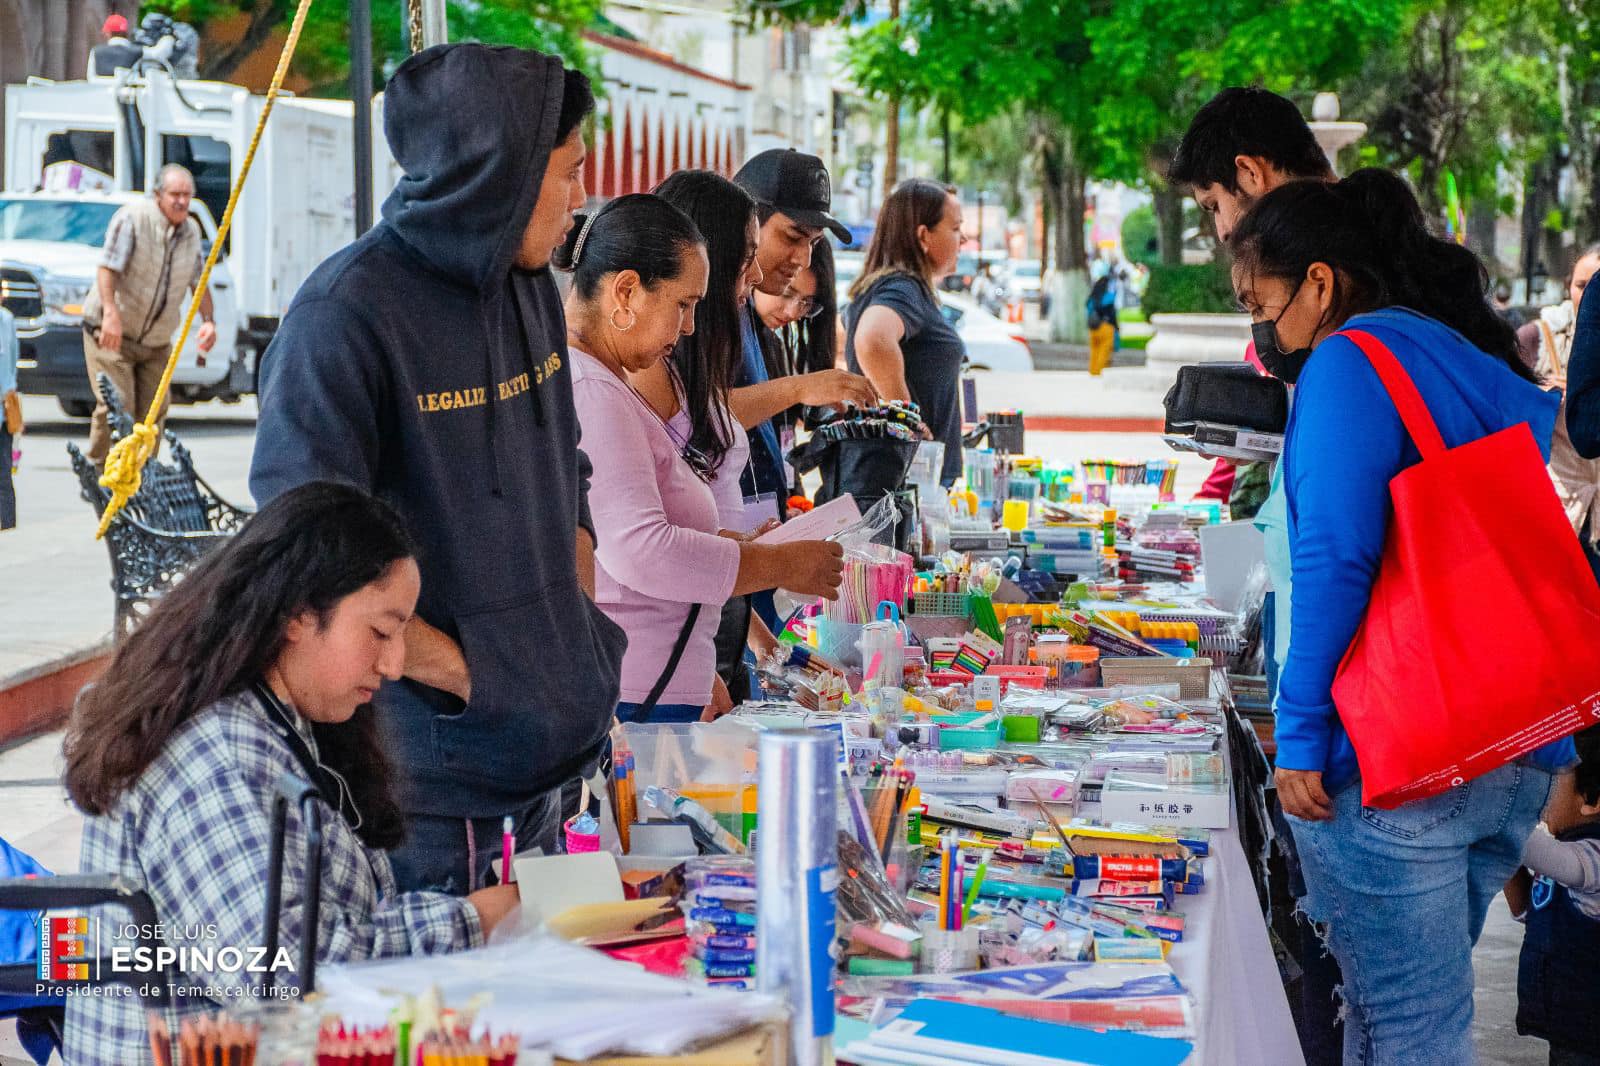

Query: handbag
left=1330, top=329, right=1600, bottom=808
left=2, top=391, right=19, bottom=436
left=1163, top=363, right=1289, bottom=434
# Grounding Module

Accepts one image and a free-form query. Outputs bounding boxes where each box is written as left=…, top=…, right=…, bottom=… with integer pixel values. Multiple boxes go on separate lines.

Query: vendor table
left=1075, top=676, right=1303, bottom=1066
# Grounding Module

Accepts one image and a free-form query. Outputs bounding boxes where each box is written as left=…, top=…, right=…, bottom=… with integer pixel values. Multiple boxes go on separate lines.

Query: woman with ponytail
left=1230, top=168, right=1572, bottom=1063
left=557, top=194, right=843, bottom=724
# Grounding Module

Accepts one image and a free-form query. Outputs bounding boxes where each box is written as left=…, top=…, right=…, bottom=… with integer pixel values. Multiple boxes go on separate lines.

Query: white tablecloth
left=1167, top=811, right=1304, bottom=1066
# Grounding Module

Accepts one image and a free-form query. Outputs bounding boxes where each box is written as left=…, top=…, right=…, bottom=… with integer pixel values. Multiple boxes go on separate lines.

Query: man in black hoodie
left=250, top=44, right=625, bottom=896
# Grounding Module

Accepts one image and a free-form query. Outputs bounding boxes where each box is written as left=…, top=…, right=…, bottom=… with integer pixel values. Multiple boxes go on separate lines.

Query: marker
left=501, top=815, right=514, bottom=885
left=963, top=860, right=988, bottom=923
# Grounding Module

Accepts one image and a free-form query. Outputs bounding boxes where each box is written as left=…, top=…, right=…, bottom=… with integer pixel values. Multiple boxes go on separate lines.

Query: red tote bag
left=1330, top=329, right=1600, bottom=808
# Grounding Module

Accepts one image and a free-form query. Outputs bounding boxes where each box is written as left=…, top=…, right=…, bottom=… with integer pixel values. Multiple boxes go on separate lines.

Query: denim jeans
left=1288, top=761, right=1553, bottom=1066
left=387, top=788, right=563, bottom=895
left=0, top=428, right=14, bottom=530
left=615, top=701, right=703, bottom=724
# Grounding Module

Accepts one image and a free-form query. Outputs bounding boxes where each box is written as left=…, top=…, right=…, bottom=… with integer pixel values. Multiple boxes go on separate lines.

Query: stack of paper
left=837, top=960, right=1195, bottom=1038
left=317, top=937, right=782, bottom=1060
left=843, top=999, right=1194, bottom=1066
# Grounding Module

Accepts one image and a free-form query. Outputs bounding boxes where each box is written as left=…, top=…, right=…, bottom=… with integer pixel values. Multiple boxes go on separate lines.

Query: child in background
left=1513, top=727, right=1600, bottom=1065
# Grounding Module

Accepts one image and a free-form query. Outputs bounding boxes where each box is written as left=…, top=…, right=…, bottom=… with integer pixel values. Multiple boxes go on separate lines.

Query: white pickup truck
left=2, top=66, right=368, bottom=414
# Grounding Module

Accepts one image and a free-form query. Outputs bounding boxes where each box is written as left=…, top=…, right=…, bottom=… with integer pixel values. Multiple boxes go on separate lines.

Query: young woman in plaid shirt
left=60, top=482, right=519, bottom=1065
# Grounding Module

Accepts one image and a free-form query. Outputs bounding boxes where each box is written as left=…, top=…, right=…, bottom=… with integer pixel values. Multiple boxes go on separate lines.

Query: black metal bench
left=67, top=374, right=252, bottom=638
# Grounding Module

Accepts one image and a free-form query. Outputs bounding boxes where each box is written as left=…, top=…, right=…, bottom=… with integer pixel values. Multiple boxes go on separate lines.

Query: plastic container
left=564, top=813, right=601, bottom=853
left=937, top=721, right=1003, bottom=751
left=922, top=926, right=982, bottom=973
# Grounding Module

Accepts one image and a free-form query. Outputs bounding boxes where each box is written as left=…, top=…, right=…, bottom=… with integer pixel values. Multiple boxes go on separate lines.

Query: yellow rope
left=95, top=0, right=316, bottom=539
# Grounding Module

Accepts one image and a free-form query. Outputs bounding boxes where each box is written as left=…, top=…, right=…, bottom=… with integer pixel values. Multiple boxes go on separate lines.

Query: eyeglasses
left=781, top=290, right=824, bottom=320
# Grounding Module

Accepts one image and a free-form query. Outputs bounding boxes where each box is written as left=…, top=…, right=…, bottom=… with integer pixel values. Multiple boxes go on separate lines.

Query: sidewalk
left=973, top=366, right=1166, bottom=428
left=0, top=395, right=257, bottom=737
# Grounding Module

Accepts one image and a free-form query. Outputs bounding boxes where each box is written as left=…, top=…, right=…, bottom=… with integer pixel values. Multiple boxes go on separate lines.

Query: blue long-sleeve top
left=1566, top=282, right=1600, bottom=457
left=1278, top=307, right=1574, bottom=791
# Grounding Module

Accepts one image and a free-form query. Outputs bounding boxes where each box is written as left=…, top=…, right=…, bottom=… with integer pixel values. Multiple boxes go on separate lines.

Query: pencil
left=937, top=838, right=950, bottom=931
left=147, top=1012, right=171, bottom=1066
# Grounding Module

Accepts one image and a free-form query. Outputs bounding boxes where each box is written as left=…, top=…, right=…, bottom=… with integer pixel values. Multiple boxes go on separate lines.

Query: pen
left=501, top=815, right=514, bottom=885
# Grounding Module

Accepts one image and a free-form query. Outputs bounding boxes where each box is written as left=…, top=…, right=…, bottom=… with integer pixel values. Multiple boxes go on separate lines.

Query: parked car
left=939, top=291, right=1033, bottom=372
left=1007, top=259, right=1044, bottom=303
left=835, top=257, right=1031, bottom=373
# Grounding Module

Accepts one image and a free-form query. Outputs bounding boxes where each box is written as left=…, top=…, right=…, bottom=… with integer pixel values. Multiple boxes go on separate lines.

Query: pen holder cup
left=921, top=926, right=981, bottom=974
left=564, top=815, right=600, bottom=854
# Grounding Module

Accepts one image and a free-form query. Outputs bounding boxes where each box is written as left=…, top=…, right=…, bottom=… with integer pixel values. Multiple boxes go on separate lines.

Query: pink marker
left=501, top=816, right=514, bottom=885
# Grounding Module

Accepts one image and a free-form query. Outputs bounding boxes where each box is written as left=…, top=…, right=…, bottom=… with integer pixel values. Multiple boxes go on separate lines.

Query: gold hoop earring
left=610, top=306, right=637, bottom=333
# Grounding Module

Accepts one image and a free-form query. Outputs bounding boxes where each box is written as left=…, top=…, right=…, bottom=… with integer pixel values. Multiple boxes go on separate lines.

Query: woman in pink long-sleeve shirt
left=555, top=195, right=844, bottom=723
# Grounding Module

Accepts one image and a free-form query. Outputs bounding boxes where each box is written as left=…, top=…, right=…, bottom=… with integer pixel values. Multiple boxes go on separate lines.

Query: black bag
left=793, top=437, right=920, bottom=513
left=1163, top=362, right=1289, bottom=435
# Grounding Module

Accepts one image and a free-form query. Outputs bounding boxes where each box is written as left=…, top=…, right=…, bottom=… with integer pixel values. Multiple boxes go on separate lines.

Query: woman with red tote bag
left=1230, top=170, right=1588, bottom=1066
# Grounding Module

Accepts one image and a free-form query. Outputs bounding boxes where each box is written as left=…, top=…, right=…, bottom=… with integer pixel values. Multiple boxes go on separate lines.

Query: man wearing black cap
left=728, top=149, right=875, bottom=525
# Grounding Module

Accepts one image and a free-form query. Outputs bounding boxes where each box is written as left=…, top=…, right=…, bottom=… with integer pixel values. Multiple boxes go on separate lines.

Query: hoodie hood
left=381, top=43, right=565, bottom=291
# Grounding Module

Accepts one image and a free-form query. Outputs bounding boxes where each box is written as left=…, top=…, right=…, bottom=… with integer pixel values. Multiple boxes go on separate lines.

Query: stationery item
left=318, top=939, right=783, bottom=1061
left=756, top=492, right=860, bottom=544
left=962, top=861, right=987, bottom=923
left=757, top=730, right=838, bottom=1066
left=921, top=924, right=981, bottom=974
left=848, top=956, right=915, bottom=976
left=641, top=786, right=747, bottom=855
left=501, top=815, right=515, bottom=885
left=149, top=1012, right=264, bottom=1066
left=847, top=998, right=1192, bottom=1066
left=512, top=851, right=623, bottom=927
left=1093, top=936, right=1169, bottom=963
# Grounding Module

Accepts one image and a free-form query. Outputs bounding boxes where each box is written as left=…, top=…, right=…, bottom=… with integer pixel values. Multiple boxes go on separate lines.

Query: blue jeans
left=0, top=428, right=14, bottom=530
left=387, top=788, right=563, bottom=895
left=1288, top=761, right=1553, bottom=1066
left=615, top=701, right=703, bottom=724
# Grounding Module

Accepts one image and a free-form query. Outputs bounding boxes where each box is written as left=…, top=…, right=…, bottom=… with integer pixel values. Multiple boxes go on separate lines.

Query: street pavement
left=0, top=382, right=1547, bottom=1064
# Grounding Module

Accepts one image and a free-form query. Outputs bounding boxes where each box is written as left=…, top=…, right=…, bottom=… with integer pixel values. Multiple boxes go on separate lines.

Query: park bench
left=67, top=374, right=252, bottom=638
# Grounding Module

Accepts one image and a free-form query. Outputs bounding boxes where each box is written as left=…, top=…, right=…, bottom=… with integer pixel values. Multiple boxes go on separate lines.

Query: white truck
left=1, top=66, right=373, bottom=414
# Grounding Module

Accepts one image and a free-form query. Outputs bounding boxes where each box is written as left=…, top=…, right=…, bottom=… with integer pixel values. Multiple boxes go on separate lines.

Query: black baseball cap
left=733, top=148, right=851, bottom=243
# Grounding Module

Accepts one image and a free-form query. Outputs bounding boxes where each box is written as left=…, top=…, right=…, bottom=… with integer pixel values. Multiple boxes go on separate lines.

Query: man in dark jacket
left=250, top=44, right=625, bottom=895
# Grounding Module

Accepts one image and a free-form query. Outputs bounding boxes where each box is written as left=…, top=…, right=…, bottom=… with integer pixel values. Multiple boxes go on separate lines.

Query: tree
left=1345, top=0, right=1557, bottom=235
left=1087, top=0, right=1405, bottom=264
left=141, top=0, right=601, bottom=90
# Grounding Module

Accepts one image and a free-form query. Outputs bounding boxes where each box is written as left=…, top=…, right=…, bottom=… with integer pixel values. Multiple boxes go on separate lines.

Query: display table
left=1167, top=803, right=1303, bottom=1065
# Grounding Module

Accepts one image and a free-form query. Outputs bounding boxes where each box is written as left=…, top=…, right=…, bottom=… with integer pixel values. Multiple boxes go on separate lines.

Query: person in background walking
left=0, top=287, right=17, bottom=530
left=1086, top=269, right=1119, bottom=376
left=81, top=163, right=216, bottom=465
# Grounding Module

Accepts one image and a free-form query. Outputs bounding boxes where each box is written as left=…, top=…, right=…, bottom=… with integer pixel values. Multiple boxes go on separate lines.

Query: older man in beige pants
left=80, top=164, right=217, bottom=463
